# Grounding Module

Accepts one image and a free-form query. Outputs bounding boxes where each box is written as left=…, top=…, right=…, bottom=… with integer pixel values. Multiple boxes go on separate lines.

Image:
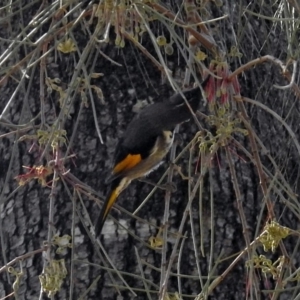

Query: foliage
left=1, top=0, right=300, bottom=299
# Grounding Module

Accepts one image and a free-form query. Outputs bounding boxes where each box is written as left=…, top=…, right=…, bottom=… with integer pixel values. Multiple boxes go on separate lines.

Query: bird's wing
left=106, top=87, right=204, bottom=182
left=106, top=110, right=162, bottom=183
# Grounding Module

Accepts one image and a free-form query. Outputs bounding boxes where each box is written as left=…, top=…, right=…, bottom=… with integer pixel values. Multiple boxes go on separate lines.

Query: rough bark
left=0, top=1, right=299, bottom=300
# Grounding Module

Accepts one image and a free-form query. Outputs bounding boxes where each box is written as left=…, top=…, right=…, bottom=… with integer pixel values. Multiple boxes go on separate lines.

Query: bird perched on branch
left=95, top=80, right=207, bottom=236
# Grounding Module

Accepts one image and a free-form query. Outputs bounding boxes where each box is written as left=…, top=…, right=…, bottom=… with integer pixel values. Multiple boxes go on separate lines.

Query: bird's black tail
left=95, top=179, right=121, bottom=236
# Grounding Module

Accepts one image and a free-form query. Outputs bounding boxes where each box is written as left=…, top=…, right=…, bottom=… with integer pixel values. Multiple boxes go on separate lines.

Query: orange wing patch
left=113, top=154, right=142, bottom=174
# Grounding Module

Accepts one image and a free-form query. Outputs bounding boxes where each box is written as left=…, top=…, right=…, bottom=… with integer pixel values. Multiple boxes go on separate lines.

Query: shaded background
left=1, top=1, right=300, bottom=299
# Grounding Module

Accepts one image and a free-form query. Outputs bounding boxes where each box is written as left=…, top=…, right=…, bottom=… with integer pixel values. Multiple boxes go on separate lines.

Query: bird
left=95, top=80, right=207, bottom=236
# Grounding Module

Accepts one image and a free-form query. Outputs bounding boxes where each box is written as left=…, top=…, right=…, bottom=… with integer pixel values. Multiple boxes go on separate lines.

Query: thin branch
left=228, top=55, right=300, bottom=99
left=0, top=246, right=48, bottom=273
left=241, top=96, right=300, bottom=157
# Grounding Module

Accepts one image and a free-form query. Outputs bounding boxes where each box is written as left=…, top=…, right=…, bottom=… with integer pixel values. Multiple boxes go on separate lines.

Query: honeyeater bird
left=95, top=81, right=207, bottom=236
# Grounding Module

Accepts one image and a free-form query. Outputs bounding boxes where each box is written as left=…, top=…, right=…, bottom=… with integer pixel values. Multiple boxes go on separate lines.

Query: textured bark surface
left=0, top=1, right=299, bottom=300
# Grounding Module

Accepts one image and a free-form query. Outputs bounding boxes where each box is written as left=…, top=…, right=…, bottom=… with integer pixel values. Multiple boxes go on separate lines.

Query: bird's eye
left=166, top=131, right=173, bottom=139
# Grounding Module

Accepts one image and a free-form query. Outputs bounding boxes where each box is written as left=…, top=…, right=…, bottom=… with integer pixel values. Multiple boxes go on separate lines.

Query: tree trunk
left=0, top=1, right=299, bottom=299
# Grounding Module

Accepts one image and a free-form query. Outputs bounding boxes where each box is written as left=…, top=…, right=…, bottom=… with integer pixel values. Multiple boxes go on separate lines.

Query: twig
left=228, top=55, right=300, bottom=99
left=122, top=31, right=169, bottom=75
left=69, top=189, right=77, bottom=300
left=39, top=43, right=47, bottom=127
left=273, top=60, right=297, bottom=90
left=39, top=21, right=99, bottom=160
left=207, top=168, right=215, bottom=290
left=0, top=3, right=87, bottom=86
left=0, top=246, right=48, bottom=273
left=134, top=4, right=174, bottom=82
left=177, top=231, right=187, bottom=297
left=236, top=98, right=291, bottom=260
left=159, top=125, right=179, bottom=299
left=75, top=258, right=159, bottom=288
left=225, top=146, right=260, bottom=297
left=70, top=31, right=104, bottom=144
left=228, top=55, right=284, bottom=79
left=195, top=235, right=263, bottom=299
left=75, top=188, right=137, bottom=297
left=0, top=292, right=14, bottom=300
left=148, top=2, right=220, bottom=56
left=159, top=144, right=218, bottom=299
left=133, top=132, right=202, bottom=215
left=241, top=96, right=300, bottom=157
left=287, top=0, right=300, bottom=13
left=0, top=53, right=37, bottom=120
left=135, top=247, right=153, bottom=300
